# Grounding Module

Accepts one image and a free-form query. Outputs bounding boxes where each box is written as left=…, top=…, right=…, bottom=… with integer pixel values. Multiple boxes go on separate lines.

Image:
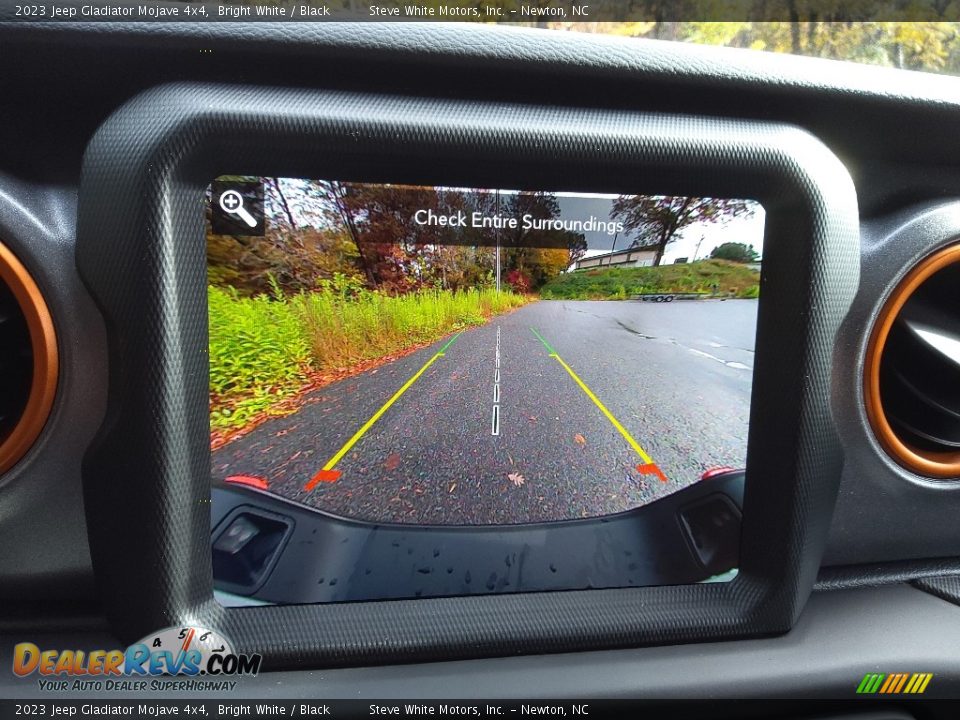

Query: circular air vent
left=865, top=244, right=960, bottom=478
left=0, top=240, right=57, bottom=476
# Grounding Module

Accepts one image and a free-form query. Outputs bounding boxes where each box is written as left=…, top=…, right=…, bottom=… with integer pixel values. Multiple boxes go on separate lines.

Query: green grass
left=209, top=285, right=529, bottom=431
left=540, top=259, right=761, bottom=300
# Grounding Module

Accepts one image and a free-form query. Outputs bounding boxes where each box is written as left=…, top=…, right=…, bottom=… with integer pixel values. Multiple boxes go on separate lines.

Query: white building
left=574, top=247, right=657, bottom=270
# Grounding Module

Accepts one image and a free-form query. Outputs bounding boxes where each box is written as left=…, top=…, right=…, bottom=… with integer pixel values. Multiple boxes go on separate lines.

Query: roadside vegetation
left=540, top=259, right=760, bottom=300
left=209, top=279, right=529, bottom=431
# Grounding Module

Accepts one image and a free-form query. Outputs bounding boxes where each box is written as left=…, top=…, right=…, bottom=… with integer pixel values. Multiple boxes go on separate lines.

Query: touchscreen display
left=207, top=177, right=762, bottom=604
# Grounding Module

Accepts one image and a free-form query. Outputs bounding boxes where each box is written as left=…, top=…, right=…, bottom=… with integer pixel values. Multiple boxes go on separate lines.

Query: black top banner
left=0, top=699, right=953, bottom=720
left=4, top=0, right=960, bottom=22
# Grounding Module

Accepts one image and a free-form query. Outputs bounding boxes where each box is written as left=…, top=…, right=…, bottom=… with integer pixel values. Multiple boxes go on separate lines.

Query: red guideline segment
left=305, top=469, right=342, bottom=491
left=637, top=463, right=669, bottom=483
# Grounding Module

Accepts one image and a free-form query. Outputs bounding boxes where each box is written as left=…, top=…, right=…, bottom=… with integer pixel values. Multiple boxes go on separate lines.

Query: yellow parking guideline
left=530, top=327, right=664, bottom=481
left=550, top=353, right=654, bottom=466
left=305, top=332, right=462, bottom=490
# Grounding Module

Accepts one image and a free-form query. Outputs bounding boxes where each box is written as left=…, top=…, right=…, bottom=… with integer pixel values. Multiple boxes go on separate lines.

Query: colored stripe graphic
left=856, top=673, right=932, bottom=694
left=305, top=332, right=463, bottom=491
left=879, top=674, right=896, bottom=694
left=530, top=327, right=667, bottom=482
left=893, top=674, right=909, bottom=693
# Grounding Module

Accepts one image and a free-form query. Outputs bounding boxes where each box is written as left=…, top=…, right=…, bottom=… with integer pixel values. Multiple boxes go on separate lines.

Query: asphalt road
left=212, top=299, right=756, bottom=525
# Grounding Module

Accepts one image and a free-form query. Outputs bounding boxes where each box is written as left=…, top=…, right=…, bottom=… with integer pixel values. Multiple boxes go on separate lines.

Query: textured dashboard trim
left=75, top=83, right=858, bottom=667
left=914, top=575, right=960, bottom=607
left=817, top=558, right=960, bottom=591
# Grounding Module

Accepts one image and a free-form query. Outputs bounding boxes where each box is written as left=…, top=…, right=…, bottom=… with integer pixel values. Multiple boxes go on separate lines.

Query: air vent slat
left=901, top=291, right=960, bottom=345
left=890, top=417, right=960, bottom=449
left=885, top=322, right=960, bottom=418
left=890, top=367, right=960, bottom=423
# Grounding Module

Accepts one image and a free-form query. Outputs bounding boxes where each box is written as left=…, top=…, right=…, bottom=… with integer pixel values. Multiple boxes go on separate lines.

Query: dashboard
left=2, top=18, right=960, bottom=708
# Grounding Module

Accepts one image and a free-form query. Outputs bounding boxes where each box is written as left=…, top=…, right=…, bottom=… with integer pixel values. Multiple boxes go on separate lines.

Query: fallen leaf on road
left=508, top=472, right=525, bottom=487
left=574, top=434, right=586, bottom=446
left=384, top=453, right=401, bottom=471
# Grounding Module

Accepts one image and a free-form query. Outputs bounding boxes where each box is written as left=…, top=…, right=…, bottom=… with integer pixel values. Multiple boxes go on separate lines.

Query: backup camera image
left=207, top=177, right=761, bottom=526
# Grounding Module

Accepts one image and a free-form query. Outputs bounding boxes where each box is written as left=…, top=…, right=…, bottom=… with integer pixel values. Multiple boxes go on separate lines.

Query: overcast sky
left=662, top=210, right=765, bottom=263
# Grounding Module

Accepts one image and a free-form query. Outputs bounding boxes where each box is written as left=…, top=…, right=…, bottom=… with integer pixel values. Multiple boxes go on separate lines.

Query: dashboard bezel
left=75, top=82, right=858, bottom=666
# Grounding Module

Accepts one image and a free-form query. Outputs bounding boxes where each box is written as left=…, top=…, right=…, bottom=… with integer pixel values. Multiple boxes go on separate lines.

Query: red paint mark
left=305, top=469, right=341, bottom=491
left=637, top=463, right=668, bottom=483
left=224, top=474, right=269, bottom=490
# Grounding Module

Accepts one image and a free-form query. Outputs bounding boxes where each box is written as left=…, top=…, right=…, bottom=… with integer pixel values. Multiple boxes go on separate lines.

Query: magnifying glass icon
left=218, top=189, right=258, bottom=229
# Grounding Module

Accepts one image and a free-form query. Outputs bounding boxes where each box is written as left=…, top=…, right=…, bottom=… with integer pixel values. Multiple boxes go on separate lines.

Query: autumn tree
left=554, top=21, right=960, bottom=74
left=426, top=189, right=498, bottom=291
left=500, top=191, right=585, bottom=288
left=206, top=177, right=362, bottom=296
left=710, top=242, right=760, bottom=263
left=609, top=195, right=752, bottom=266
left=567, top=234, right=589, bottom=265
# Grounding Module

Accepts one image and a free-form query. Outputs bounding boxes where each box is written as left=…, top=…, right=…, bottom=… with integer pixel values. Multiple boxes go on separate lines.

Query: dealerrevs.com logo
left=12, top=626, right=262, bottom=692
